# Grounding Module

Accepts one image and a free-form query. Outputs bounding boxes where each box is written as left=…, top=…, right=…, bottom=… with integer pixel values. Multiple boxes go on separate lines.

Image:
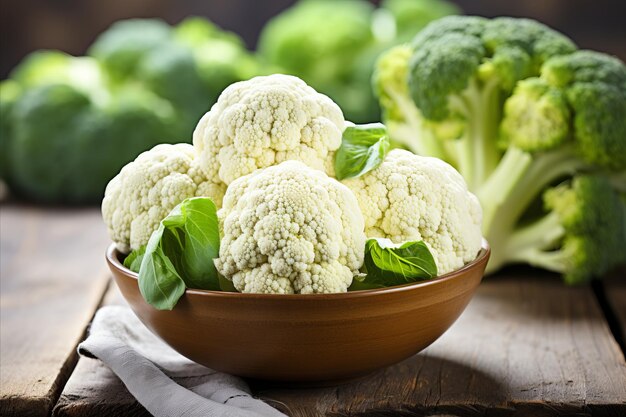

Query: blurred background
left=1, top=0, right=625, bottom=205
left=2, top=0, right=625, bottom=78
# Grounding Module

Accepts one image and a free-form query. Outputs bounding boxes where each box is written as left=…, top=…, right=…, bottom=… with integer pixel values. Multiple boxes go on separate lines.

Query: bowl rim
left=106, top=239, right=490, bottom=300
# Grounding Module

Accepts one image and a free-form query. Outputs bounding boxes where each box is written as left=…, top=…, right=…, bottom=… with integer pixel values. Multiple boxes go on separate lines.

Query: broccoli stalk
left=441, top=75, right=503, bottom=190
left=497, top=176, right=626, bottom=284
left=478, top=146, right=587, bottom=275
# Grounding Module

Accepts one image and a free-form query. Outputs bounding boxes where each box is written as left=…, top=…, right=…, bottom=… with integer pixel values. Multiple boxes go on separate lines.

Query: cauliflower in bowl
left=215, top=160, right=366, bottom=294
left=342, top=149, right=483, bottom=275
left=100, top=75, right=486, bottom=308
left=102, top=143, right=225, bottom=253
left=193, top=74, right=345, bottom=186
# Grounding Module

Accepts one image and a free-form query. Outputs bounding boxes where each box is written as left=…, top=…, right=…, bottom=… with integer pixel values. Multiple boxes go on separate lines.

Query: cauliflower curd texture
left=343, top=149, right=482, bottom=274
left=193, top=74, right=345, bottom=186
left=102, top=143, right=225, bottom=253
left=215, top=160, right=366, bottom=294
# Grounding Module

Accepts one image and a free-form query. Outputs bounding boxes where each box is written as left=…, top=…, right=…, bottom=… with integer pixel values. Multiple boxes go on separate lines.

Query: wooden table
left=1, top=205, right=625, bottom=417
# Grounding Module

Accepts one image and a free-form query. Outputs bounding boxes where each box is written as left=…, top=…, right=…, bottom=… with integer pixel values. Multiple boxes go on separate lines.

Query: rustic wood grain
left=605, top=278, right=626, bottom=353
left=52, top=270, right=626, bottom=417
left=0, top=205, right=111, bottom=417
left=52, top=284, right=153, bottom=417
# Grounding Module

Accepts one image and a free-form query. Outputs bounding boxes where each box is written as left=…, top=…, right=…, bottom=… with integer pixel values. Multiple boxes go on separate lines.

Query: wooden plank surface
left=605, top=277, right=626, bottom=353
left=53, top=271, right=626, bottom=417
left=0, top=205, right=111, bottom=417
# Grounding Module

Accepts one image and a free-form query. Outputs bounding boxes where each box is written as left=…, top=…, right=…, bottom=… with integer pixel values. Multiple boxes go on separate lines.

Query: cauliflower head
left=102, top=143, right=225, bottom=253
left=193, top=74, right=345, bottom=186
left=215, top=160, right=365, bottom=294
left=342, top=149, right=482, bottom=274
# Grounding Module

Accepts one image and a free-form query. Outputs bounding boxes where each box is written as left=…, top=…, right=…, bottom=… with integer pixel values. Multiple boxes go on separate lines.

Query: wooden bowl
left=106, top=241, right=490, bottom=384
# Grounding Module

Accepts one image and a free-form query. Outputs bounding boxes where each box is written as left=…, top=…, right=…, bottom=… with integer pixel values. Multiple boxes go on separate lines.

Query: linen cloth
left=78, top=305, right=287, bottom=417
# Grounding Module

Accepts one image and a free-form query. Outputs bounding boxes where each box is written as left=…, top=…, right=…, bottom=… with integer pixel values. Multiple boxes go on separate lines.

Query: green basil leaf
left=138, top=224, right=186, bottom=310
left=137, top=197, right=221, bottom=310
left=161, top=197, right=220, bottom=291
left=349, top=238, right=437, bottom=290
left=123, top=246, right=146, bottom=273
left=334, top=123, right=390, bottom=180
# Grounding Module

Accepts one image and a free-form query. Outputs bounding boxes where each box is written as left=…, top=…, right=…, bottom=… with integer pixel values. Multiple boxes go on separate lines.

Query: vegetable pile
left=104, top=74, right=483, bottom=309
left=374, top=15, right=626, bottom=284
left=1, top=0, right=457, bottom=203
left=1, top=17, right=263, bottom=203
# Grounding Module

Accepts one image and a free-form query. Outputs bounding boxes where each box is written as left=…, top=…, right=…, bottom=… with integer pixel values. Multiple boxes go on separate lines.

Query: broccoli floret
left=72, top=88, right=179, bottom=201
left=500, top=176, right=626, bottom=284
left=405, top=16, right=576, bottom=189
left=380, top=0, right=460, bottom=42
left=258, top=0, right=376, bottom=122
left=541, top=51, right=626, bottom=170
left=9, top=84, right=94, bottom=201
left=375, top=16, right=626, bottom=283
left=500, top=78, right=571, bottom=152
left=174, top=16, right=243, bottom=48
left=373, top=44, right=453, bottom=159
left=8, top=83, right=178, bottom=203
left=175, top=17, right=264, bottom=102
left=88, top=19, right=172, bottom=83
left=9, top=50, right=109, bottom=104
left=138, top=42, right=208, bottom=138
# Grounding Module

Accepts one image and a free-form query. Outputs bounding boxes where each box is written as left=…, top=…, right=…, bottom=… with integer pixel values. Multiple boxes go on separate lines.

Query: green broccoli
left=501, top=176, right=626, bottom=284
left=0, top=80, right=20, bottom=181
left=2, top=17, right=257, bottom=203
left=175, top=17, right=264, bottom=102
left=375, top=16, right=626, bottom=283
left=380, top=0, right=460, bottom=42
left=89, top=19, right=212, bottom=137
left=259, top=0, right=458, bottom=123
left=258, top=0, right=376, bottom=122
left=9, top=84, right=94, bottom=201
left=88, top=19, right=172, bottom=83
left=137, top=42, right=208, bottom=138
left=8, top=83, right=178, bottom=203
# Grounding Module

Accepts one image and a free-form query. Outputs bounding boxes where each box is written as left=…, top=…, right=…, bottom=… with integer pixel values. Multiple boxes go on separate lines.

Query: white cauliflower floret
left=342, top=149, right=482, bottom=275
left=215, top=160, right=365, bottom=294
left=193, top=74, right=344, bottom=185
left=102, top=143, right=225, bottom=253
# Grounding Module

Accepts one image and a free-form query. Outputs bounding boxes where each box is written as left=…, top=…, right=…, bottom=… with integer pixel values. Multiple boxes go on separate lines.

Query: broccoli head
left=380, top=0, right=460, bottom=42
left=8, top=83, right=178, bottom=203
left=258, top=0, right=376, bottom=122
left=175, top=17, right=264, bottom=103
left=406, top=16, right=576, bottom=188
left=88, top=19, right=172, bottom=83
left=137, top=42, right=208, bottom=138
left=2, top=17, right=257, bottom=203
left=374, top=15, right=626, bottom=283
left=501, top=51, right=626, bottom=170
left=9, top=84, right=94, bottom=201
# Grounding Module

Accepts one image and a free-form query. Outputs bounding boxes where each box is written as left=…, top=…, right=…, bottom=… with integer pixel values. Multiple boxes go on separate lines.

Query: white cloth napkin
left=78, top=306, right=287, bottom=417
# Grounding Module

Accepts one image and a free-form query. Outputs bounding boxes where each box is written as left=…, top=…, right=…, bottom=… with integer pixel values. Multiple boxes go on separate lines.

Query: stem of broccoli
left=507, top=246, right=572, bottom=277
left=504, top=211, right=564, bottom=255
left=479, top=146, right=585, bottom=273
left=449, top=78, right=502, bottom=191
left=385, top=86, right=450, bottom=161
